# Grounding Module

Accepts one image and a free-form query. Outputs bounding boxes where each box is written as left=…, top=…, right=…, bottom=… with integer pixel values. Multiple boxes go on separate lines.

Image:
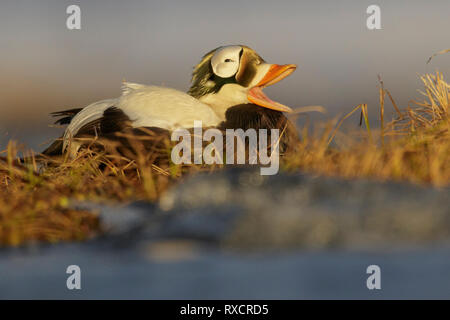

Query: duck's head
left=188, top=45, right=296, bottom=120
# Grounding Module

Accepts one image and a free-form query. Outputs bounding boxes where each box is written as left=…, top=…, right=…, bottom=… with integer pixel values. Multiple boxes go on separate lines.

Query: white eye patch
left=210, top=45, right=242, bottom=78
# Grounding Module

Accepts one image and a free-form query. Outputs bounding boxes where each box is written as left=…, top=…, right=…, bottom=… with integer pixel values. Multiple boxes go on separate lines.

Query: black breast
left=219, top=104, right=299, bottom=153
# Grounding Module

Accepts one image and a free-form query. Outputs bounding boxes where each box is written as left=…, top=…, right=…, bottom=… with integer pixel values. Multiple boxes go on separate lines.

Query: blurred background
left=0, top=0, right=449, bottom=151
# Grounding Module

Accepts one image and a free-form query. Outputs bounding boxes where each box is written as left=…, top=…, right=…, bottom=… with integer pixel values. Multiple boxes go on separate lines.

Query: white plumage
left=62, top=99, right=116, bottom=151
left=117, top=83, right=220, bottom=129
left=63, top=83, right=221, bottom=151
left=47, top=44, right=297, bottom=157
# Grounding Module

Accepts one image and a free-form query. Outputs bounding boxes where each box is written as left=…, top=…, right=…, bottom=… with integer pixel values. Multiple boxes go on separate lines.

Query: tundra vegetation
left=0, top=71, right=449, bottom=246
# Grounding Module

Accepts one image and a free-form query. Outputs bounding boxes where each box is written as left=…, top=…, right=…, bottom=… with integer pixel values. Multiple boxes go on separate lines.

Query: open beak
left=247, top=64, right=297, bottom=113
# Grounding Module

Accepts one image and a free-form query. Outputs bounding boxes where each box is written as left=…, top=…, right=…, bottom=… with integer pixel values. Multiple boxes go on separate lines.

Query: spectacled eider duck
left=43, top=45, right=299, bottom=157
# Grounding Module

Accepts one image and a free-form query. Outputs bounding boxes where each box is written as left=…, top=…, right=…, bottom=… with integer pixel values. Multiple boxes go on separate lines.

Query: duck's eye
left=211, top=46, right=241, bottom=77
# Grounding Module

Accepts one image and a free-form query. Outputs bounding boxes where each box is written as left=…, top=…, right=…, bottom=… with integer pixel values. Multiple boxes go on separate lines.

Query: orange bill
left=247, top=64, right=297, bottom=113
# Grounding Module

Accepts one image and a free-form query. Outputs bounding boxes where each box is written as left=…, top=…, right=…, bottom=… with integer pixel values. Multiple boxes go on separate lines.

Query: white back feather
left=117, top=85, right=221, bottom=130
left=62, top=98, right=116, bottom=151
left=62, top=84, right=222, bottom=152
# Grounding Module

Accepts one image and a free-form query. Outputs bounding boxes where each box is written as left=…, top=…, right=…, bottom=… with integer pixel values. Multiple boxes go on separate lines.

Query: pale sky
left=0, top=0, right=449, bottom=150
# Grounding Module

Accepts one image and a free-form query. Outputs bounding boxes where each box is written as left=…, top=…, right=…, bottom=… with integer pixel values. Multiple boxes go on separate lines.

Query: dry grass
left=284, top=72, right=449, bottom=186
left=0, top=72, right=449, bottom=247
